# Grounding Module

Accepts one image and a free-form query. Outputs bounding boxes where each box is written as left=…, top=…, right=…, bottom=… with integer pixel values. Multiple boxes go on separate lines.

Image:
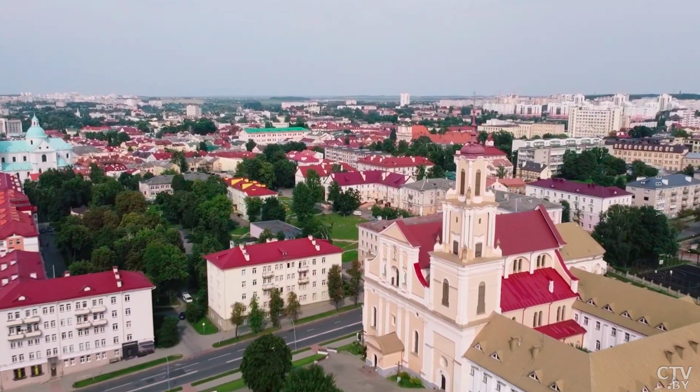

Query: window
left=124, top=294, right=130, bottom=302
left=253, top=279, right=257, bottom=286
left=611, top=328, right=617, bottom=337
left=112, top=310, right=117, bottom=317
left=125, top=308, right=131, bottom=316
left=595, top=340, right=601, bottom=351
left=583, top=316, right=589, bottom=326
left=126, top=321, right=131, bottom=328
left=114, top=336, right=119, bottom=344
left=42, top=154, right=47, bottom=162
left=413, top=331, right=419, bottom=354
left=242, top=293, right=247, bottom=300
left=475, top=242, right=483, bottom=258
left=111, top=297, right=116, bottom=304
left=477, top=282, right=486, bottom=315
left=13, top=368, right=26, bottom=380
left=252, top=268, right=257, bottom=274
left=475, top=170, right=482, bottom=196
left=127, top=334, right=132, bottom=341
left=452, top=240, right=459, bottom=255
left=372, top=307, right=377, bottom=327
left=595, top=321, right=601, bottom=330
left=624, top=333, right=630, bottom=342
left=112, top=324, right=118, bottom=331
left=459, top=170, right=465, bottom=195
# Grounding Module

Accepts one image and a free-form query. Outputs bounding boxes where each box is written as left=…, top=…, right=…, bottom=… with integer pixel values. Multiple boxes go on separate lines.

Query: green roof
left=243, top=127, right=308, bottom=134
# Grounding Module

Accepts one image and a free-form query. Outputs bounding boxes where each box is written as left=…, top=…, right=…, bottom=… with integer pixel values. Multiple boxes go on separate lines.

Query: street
left=79, top=309, right=362, bottom=392
left=39, top=231, right=66, bottom=278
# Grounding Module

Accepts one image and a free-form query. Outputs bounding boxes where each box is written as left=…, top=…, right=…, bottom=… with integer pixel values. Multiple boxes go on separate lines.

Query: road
left=39, top=231, right=66, bottom=278
left=82, top=309, right=362, bottom=392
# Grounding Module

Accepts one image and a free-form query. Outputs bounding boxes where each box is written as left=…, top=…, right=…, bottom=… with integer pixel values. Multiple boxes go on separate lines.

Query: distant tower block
left=400, top=93, right=411, bottom=107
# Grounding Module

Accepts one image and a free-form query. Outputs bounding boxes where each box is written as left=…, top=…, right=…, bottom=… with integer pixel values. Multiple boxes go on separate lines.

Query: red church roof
left=494, top=207, right=565, bottom=256
left=500, top=268, right=578, bottom=312
left=535, top=319, right=587, bottom=340
left=527, top=178, right=631, bottom=198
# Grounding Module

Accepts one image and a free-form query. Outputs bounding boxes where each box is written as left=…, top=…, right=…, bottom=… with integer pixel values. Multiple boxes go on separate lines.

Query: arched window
left=561, top=305, right=566, bottom=320
left=442, top=279, right=450, bottom=307
left=41, top=154, right=47, bottom=163
left=556, top=306, right=561, bottom=321
left=474, top=243, right=483, bottom=258
left=477, top=282, right=486, bottom=315
left=372, top=307, right=377, bottom=327
left=538, top=311, right=543, bottom=327
left=518, top=259, right=523, bottom=272
left=413, top=331, right=419, bottom=353
left=459, top=170, right=466, bottom=196
left=391, top=267, right=399, bottom=287
left=475, top=170, right=482, bottom=196
left=533, top=312, right=538, bottom=327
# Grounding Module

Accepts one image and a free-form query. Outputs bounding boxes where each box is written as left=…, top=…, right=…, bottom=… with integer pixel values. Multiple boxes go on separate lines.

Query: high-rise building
left=658, top=93, right=673, bottom=111
left=400, top=93, right=410, bottom=107
left=185, top=105, right=202, bottom=118
left=568, top=106, right=622, bottom=137
left=0, top=118, right=23, bottom=138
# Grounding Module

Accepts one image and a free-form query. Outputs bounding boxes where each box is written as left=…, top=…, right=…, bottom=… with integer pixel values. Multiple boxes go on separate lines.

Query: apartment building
left=514, top=137, right=605, bottom=175
left=293, top=163, right=357, bottom=187
left=238, top=127, right=310, bottom=145
left=0, top=268, right=154, bottom=390
left=329, top=171, right=410, bottom=206
left=210, top=151, right=257, bottom=172
left=682, top=151, right=700, bottom=167
left=0, top=174, right=38, bottom=257
left=525, top=179, right=632, bottom=231
left=185, top=105, right=202, bottom=118
left=606, top=139, right=688, bottom=171
left=324, top=146, right=385, bottom=166
left=138, top=172, right=210, bottom=200
left=356, top=155, right=434, bottom=181
left=625, top=174, right=700, bottom=217
left=204, top=236, right=343, bottom=331
left=400, top=179, right=455, bottom=216
left=223, top=178, right=277, bottom=218
left=568, top=106, right=623, bottom=137
left=479, top=121, right=565, bottom=139
left=516, top=161, right=551, bottom=181
left=0, top=119, right=23, bottom=138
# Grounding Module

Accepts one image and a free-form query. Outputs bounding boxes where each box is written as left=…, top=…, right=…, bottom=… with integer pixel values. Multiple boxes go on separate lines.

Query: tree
left=630, top=160, right=659, bottom=179
left=416, top=165, right=427, bottom=180
left=268, top=288, right=285, bottom=328
left=143, top=242, right=189, bottom=300
left=327, top=265, right=344, bottom=310
left=91, top=179, right=123, bottom=206
left=115, top=191, right=147, bottom=216
left=185, top=300, right=207, bottom=323
left=292, top=183, right=315, bottom=223
left=246, top=139, right=257, bottom=152
left=156, top=317, right=180, bottom=348
left=332, top=188, right=361, bottom=216
left=276, top=230, right=286, bottom=241
left=170, top=151, right=189, bottom=173
left=346, top=259, right=363, bottom=306
left=68, top=260, right=101, bottom=276
left=257, top=229, right=276, bottom=244
left=301, top=216, right=333, bottom=242
left=89, top=163, right=107, bottom=184
left=496, top=166, right=508, bottom=179
left=371, top=205, right=382, bottom=218
left=230, top=302, right=246, bottom=338
left=327, top=181, right=341, bottom=203
left=90, top=246, right=116, bottom=271
left=285, top=291, right=300, bottom=322
left=171, top=174, right=189, bottom=192
left=240, top=334, right=292, bottom=392
left=245, top=197, right=263, bottom=222
left=284, top=364, right=343, bottom=392
left=628, top=126, right=655, bottom=138
left=427, top=165, right=445, bottom=179
left=682, top=164, right=695, bottom=176
left=198, top=141, right=208, bottom=151
left=247, top=295, right=266, bottom=334
left=560, top=200, right=570, bottom=223
left=305, top=170, right=325, bottom=202
left=57, top=224, right=92, bottom=264
left=261, top=197, right=286, bottom=222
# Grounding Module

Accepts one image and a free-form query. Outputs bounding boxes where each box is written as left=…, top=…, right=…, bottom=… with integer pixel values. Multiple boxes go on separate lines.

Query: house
left=487, top=177, right=526, bottom=194
left=356, top=155, right=434, bottom=181
left=223, top=178, right=277, bottom=218
left=625, top=174, right=700, bottom=218
left=516, top=161, right=552, bottom=182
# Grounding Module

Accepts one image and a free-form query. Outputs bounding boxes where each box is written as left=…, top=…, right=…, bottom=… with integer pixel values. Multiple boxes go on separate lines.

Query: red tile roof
left=527, top=179, right=631, bottom=198
left=211, top=151, right=258, bottom=159
left=205, top=237, right=343, bottom=270
left=0, top=270, right=153, bottom=310
left=298, top=163, right=356, bottom=178
left=0, top=251, right=45, bottom=281
left=494, top=207, right=564, bottom=256
left=332, top=171, right=409, bottom=188
left=357, top=155, right=434, bottom=168
left=535, top=319, right=587, bottom=340
left=393, top=220, right=442, bottom=269
left=500, top=268, right=578, bottom=312
left=151, top=152, right=172, bottom=161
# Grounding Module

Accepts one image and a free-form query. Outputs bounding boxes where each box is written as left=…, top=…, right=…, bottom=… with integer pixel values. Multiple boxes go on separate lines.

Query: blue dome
left=25, top=115, right=47, bottom=139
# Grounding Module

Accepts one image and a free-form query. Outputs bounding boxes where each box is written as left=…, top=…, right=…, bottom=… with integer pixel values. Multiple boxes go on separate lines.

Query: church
left=0, top=115, right=73, bottom=181
left=361, top=142, right=700, bottom=392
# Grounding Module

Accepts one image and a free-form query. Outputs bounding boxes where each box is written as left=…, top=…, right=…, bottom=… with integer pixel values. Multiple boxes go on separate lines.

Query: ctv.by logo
left=657, top=367, right=692, bottom=390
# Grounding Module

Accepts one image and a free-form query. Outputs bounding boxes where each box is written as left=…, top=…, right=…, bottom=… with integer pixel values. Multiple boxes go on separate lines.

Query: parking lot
left=637, top=264, right=700, bottom=298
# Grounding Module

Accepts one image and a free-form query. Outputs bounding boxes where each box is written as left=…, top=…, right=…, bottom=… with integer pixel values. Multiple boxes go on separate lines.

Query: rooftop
left=555, top=222, right=605, bottom=260
left=494, top=207, right=565, bottom=256
left=501, top=268, right=578, bottom=312
left=527, top=178, right=631, bottom=198
left=250, top=220, right=301, bottom=240
left=626, top=173, right=700, bottom=189
left=402, top=178, right=455, bottom=191
left=243, top=127, right=309, bottom=134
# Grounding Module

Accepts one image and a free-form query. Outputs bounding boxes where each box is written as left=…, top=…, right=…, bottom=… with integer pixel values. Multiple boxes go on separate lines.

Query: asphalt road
left=39, top=231, right=66, bottom=278
left=83, top=309, right=362, bottom=392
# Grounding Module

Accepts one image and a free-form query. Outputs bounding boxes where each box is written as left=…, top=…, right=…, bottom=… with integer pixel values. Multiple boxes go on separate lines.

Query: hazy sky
left=1, top=0, right=698, bottom=97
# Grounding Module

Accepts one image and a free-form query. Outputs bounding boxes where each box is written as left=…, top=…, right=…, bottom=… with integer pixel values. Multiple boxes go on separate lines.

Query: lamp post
left=202, top=322, right=206, bottom=335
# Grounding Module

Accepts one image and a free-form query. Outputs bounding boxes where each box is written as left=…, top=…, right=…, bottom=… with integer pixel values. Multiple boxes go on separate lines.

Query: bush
left=156, top=316, right=180, bottom=348
left=398, top=371, right=410, bottom=379
left=410, top=377, right=423, bottom=386
left=185, top=301, right=207, bottom=323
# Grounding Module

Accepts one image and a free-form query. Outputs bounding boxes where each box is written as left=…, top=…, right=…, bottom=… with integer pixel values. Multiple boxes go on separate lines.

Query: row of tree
left=235, top=143, right=307, bottom=189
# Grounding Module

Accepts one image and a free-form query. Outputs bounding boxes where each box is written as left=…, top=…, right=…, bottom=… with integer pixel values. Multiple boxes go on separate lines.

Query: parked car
left=178, top=312, right=186, bottom=320
left=353, top=210, right=362, bottom=216
left=182, top=292, right=193, bottom=303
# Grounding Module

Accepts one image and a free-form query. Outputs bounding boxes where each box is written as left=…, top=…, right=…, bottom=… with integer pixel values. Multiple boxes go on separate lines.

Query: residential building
left=356, top=155, right=434, bottom=181
left=0, top=268, right=154, bottom=390
left=137, top=172, right=210, bottom=200
left=486, top=177, right=526, bottom=194
left=0, top=174, right=38, bottom=257
left=329, top=171, right=410, bottom=206
left=606, top=139, right=688, bottom=171
left=294, top=163, right=356, bottom=187
left=516, top=161, right=551, bottom=181
left=400, top=93, right=410, bottom=107
left=204, top=237, right=343, bottom=330
left=479, top=121, right=565, bottom=139
left=0, top=116, right=73, bottom=181
left=210, top=151, right=258, bottom=172
left=525, top=179, right=632, bottom=231
left=511, top=137, right=604, bottom=154
left=249, top=220, right=301, bottom=240
left=514, top=137, right=605, bottom=175
left=399, top=179, right=455, bottom=216
left=682, top=151, right=700, bottom=167
left=185, top=105, right=202, bottom=118
left=324, top=146, right=387, bottom=166
left=223, top=178, right=277, bottom=218
left=0, top=119, right=23, bottom=138
left=238, top=127, right=310, bottom=145
left=625, top=174, right=700, bottom=217
left=568, top=106, right=623, bottom=137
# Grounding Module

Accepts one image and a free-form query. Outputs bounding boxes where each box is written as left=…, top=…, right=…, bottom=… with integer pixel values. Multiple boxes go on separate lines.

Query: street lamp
left=202, top=322, right=206, bottom=334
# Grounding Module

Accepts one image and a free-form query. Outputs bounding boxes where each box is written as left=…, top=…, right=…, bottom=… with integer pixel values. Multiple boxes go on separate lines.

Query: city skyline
left=1, top=0, right=699, bottom=96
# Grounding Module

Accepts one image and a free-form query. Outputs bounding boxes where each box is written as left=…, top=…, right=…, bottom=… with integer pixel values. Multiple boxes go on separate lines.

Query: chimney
left=11, top=274, right=18, bottom=281
left=112, top=266, right=118, bottom=274
left=239, top=243, right=245, bottom=249
left=1, top=278, right=8, bottom=286
left=686, top=176, right=692, bottom=182
left=308, top=235, right=313, bottom=240
left=509, top=337, right=521, bottom=351
left=244, top=254, right=250, bottom=261
left=531, top=346, right=541, bottom=360
left=0, top=263, right=5, bottom=271
left=116, top=280, right=122, bottom=288
left=64, top=271, right=70, bottom=277
left=115, top=273, right=120, bottom=280
left=315, top=244, right=320, bottom=251
left=29, top=272, right=37, bottom=279
left=548, top=280, right=554, bottom=293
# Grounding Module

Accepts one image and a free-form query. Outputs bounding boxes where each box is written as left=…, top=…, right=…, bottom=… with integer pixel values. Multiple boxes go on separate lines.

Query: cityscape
left=2, top=1, right=700, bottom=392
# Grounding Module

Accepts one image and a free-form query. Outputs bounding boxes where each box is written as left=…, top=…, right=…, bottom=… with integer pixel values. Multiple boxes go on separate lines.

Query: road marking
left=334, top=321, right=341, bottom=324
left=307, top=328, right=314, bottom=332
left=288, top=321, right=362, bottom=346
left=238, top=348, right=245, bottom=352
left=143, top=372, right=165, bottom=380
left=105, top=383, right=131, bottom=392
left=226, top=356, right=243, bottom=364
left=183, top=362, right=199, bottom=369
left=129, top=371, right=198, bottom=392
left=209, top=354, right=230, bottom=361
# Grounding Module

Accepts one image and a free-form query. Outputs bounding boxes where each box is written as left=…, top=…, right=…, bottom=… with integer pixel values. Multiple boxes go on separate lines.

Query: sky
left=0, top=0, right=698, bottom=97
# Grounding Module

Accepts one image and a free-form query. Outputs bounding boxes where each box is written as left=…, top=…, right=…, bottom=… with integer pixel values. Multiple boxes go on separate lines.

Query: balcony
left=298, top=265, right=309, bottom=273
left=298, top=276, right=309, bottom=285
left=6, top=319, right=23, bottom=327
left=74, top=308, right=90, bottom=316
left=76, top=320, right=91, bottom=329
left=24, top=316, right=40, bottom=324
left=91, top=306, right=107, bottom=314
left=92, top=318, right=107, bottom=327
left=25, top=329, right=42, bottom=338
left=8, top=333, right=25, bottom=341
left=262, top=270, right=275, bottom=278
left=262, top=282, right=275, bottom=290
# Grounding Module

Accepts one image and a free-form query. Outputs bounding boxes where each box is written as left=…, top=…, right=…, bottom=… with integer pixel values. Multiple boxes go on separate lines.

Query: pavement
left=15, top=309, right=362, bottom=392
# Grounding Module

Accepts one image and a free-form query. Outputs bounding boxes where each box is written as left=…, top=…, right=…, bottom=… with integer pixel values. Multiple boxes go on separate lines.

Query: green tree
left=560, top=200, right=570, bottom=223
left=143, top=242, right=189, bottom=300
left=156, top=317, right=180, bottom=348
left=57, top=224, right=92, bottom=264
left=672, top=128, right=691, bottom=138
left=427, top=165, right=446, bottom=179
left=284, top=364, right=343, bottom=392
left=230, top=302, right=246, bottom=338
left=628, top=126, right=655, bottom=138
left=247, top=295, right=266, bottom=334
left=301, top=216, right=333, bottom=242
left=261, top=197, right=286, bottom=221
left=68, top=260, right=101, bottom=276
left=285, top=291, right=300, bottom=322
left=630, top=160, right=659, bottom=179
left=170, top=151, right=189, bottom=172
left=240, top=334, right=292, bottom=392
left=256, top=229, right=276, bottom=244
left=268, top=288, right=285, bottom=328
left=305, top=170, right=325, bottom=202
left=292, top=183, right=315, bottom=222
left=346, top=259, right=363, bottom=306
left=273, top=159, right=297, bottom=189
left=332, top=188, right=361, bottom=216
left=327, top=180, right=341, bottom=203
left=90, top=246, right=116, bottom=271
left=245, top=197, right=264, bottom=222
left=91, top=178, right=123, bottom=206
left=327, top=265, right=344, bottom=310
left=682, top=164, right=695, bottom=176
left=495, top=166, right=508, bottom=179
left=89, top=163, right=107, bottom=184
left=416, top=165, right=427, bottom=180
left=246, top=139, right=257, bottom=152
left=115, top=191, right=147, bottom=216
left=198, top=141, right=208, bottom=151
left=371, top=205, right=382, bottom=218
left=171, top=174, right=189, bottom=192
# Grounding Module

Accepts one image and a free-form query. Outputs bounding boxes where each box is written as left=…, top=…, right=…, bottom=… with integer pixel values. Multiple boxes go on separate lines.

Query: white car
left=353, top=210, right=362, bottom=216
left=182, top=292, right=193, bottom=303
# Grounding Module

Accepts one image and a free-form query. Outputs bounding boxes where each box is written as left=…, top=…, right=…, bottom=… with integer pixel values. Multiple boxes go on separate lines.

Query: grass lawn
left=296, top=304, right=361, bottom=325
left=343, top=250, right=358, bottom=263
left=388, top=374, right=425, bottom=388
left=292, top=354, right=327, bottom=368
left=72, top=355, right=183, bottom=388
left=192, top=369, right=241, bottom=386
left=338, top=341, right=365, bottom=356
left=318, top=214, right=367, bottom=240
left=165, top=388, right=183, bottom=392
left=334, top=240, right=358, bottom=250
left=230, top=226, right=250, bottom=236
left=190, top=317, right=219, bottom=335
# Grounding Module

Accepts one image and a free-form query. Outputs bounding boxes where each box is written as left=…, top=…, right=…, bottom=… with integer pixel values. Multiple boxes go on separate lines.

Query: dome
left=459, top=142, right=486, bottom=156
left=25, top=115, right=47, bottom=139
